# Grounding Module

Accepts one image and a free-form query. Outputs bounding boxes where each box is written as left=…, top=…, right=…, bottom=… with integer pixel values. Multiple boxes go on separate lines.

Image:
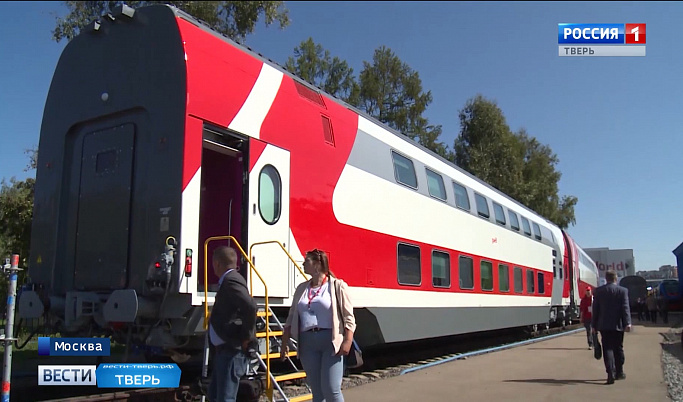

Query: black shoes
left=606, top=372, right=625, bottom=384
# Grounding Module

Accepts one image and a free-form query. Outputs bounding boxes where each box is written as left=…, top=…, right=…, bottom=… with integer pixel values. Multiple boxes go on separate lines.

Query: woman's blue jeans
left=298, top=329, right=344, bottom=402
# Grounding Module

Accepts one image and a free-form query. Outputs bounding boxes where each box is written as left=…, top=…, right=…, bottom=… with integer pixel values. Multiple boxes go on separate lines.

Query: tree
left=454, top=95, right=577, bottom=229
left=454, top=95, right=523, bottom=197
left=53, top=1, right=289, bottom=43
left=0, top=178, right=34, bottom=265
left=515, top=129, right=577, bottom=228
left=285, top=38, right=360, bottom=106
left=358, top=46, right=447, bottom=155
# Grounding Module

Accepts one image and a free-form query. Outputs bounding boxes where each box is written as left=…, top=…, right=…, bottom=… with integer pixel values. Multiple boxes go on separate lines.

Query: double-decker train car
left=18, top=4, right=597, bottom=357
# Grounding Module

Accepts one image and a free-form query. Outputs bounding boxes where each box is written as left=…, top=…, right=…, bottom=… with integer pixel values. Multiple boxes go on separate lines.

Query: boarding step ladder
left=200, top=236, right=311, bottom=402
left=255, top=304, right=312, bottom=402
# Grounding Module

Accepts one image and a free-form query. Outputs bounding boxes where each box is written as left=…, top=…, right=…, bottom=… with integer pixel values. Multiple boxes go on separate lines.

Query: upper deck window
left=509, top=211, right=520, bottom=231
left=475, top=193, right=490, bottom=219
left=391, top=151, right=417, bottom=189
left=426, top=168, right=447, bottom=201
left=532, top=222, right=542, bottom=241
left=521, top=217, right=532, bottom=237
left=493, top=202, right=506, bottom=226
left=452, top=182, right=470, bottom=211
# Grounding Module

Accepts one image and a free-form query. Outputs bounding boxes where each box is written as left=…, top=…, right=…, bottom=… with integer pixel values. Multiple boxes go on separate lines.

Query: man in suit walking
left=592, top=270, right=632, bottom=385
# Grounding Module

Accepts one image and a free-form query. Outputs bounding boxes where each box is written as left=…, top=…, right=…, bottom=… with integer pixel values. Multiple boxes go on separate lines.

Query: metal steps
left=255, top=304, right=312, bottom=402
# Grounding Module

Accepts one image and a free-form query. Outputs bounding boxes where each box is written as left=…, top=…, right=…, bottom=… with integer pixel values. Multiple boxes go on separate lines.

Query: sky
left=1, top=1, right=680, bottom=272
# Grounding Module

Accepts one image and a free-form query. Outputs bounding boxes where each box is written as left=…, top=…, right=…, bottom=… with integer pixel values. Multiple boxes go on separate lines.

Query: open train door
left=247, top=140, right=291, bottom=299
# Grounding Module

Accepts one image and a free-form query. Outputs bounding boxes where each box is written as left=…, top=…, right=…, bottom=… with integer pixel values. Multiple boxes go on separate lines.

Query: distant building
left=637, top=266, right=678, bottom=280
left=660, top=265, right=678, bottom=279
left=584, top=247, right=635, bottom=282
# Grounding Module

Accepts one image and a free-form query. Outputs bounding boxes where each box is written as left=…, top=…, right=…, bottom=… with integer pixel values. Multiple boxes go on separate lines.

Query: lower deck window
left=514, top=267, right=523, bottom=293
left=527, top=269, right=535, bottom=294
left=459, top=256, right=474, bottom=289
left=537, top=272, right=545, bottom=294
left=398, top=243, right=421, bottom=285
left=432, top=251, right=451, bottom=287
left=481, top=260, right=493, bottom=291
left=498, top=264, right=510, bottom=292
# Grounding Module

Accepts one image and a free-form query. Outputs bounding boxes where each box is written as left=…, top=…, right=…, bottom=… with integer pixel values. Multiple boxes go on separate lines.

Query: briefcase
left=593, top=333, right=602, bottom=360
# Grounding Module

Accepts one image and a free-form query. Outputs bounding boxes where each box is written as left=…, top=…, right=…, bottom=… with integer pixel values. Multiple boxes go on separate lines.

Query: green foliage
left=454, top=95, right=524, bottom=197
left=0, top=148, right=37, bottom=300
left=53, top=1, right=290, bottom=43
left=358, top=46, right=443, bottom=149
left=285, top=37, right=360, bottom=106
left=0, top=177, right=35, bottom=265
left=285, top=42, right=448, bottom=156
left=454, top=95, right=577, bottom=228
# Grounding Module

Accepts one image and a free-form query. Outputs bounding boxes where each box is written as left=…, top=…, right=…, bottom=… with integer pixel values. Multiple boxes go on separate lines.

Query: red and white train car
left=19, top=5, right=597, bottom=354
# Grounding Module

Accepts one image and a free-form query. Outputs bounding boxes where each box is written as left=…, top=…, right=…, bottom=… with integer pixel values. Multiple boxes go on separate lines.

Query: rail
left=248, top=240, right=307, bottom=401
left=248, top=240, right=307, bottom=296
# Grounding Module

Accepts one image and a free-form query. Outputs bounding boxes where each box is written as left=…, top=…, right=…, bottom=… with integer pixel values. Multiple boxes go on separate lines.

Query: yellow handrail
left=248, top=240, right=307, bottom=296
left=247, top=240, right=307, bottom=401
left=204, top=236, right=264, bottom=329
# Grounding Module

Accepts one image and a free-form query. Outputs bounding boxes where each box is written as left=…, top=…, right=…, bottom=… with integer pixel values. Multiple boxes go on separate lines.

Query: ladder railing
left=248, top=240, right=308, bottom=401
left=248, top=240, right=307, bottom=295
left=256, top=304, right=311, bottom=401
left=203, top=235, right=266, bottom=331
left=202, top=237, right=312, bottom=401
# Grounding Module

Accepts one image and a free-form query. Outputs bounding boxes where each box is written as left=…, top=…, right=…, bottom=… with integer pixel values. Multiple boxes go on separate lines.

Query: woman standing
left=280, top=249, right=356, bottom=402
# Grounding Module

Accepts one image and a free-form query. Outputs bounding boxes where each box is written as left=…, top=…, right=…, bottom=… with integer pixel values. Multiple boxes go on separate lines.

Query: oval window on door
left=259, top=165, right=282, bottom=224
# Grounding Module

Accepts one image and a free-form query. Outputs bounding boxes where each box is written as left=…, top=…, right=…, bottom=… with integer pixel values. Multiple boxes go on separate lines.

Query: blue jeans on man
left=209, top=346, right=249, bottom=402
left=583, top=321, right=593, bottom=348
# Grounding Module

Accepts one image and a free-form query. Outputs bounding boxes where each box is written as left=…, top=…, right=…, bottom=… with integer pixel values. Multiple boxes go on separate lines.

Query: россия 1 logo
left=558, top=23, right=646, bottom=57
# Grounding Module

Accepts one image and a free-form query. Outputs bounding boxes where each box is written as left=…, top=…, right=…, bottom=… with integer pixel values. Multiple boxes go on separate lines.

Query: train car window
left=514, top=267, right=523, bottom=293
left=526, top=269, right=535, bottom=293
left=532, top=222, right=542, bottom=240
left=397, top=243, right=421, bottom=286
left=459, top=255, right=474, bottom=290
left=391, top=151, right=418, bottom=189
left=432, top=250, right=451, bottom=288
left=508, top=211, right=520, bottom=231
left=492, top=202, right=506, bottom=226
left=498, top=264, right=510, bottom=292
left=537, top=272, right=545, bottom=294
left=452, top=181, right=470, bottom=211
left=474, top=193, right=490, bottom=219
left=426, top=168, right=447, bottom=201
left=481, top=260, right=493, bottom=291
left=521, top=217, right=532, bottom=236
left=258, top=165, right=282, bottom=225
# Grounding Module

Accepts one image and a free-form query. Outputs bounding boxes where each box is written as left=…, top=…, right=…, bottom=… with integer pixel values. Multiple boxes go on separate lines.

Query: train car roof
left=162, top=4, right=562, bottom=232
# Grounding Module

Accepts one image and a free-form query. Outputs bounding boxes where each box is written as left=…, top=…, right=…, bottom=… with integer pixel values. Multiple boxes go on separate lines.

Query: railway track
left=18, top=324, right=581, bottom=402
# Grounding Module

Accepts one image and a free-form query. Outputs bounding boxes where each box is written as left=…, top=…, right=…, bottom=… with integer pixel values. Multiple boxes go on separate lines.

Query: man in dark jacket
left=592, top=270, right=632, bottom=385
left=208, top=246, right=257, bottom=402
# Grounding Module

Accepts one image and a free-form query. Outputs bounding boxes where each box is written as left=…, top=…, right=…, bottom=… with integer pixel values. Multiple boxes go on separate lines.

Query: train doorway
left=197, top=132, right=247, bottom=292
